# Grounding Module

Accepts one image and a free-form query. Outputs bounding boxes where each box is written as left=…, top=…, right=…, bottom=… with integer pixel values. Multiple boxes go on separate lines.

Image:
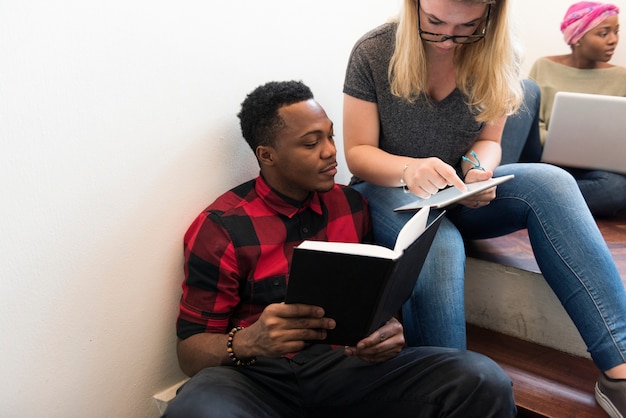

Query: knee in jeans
left=163, top=368, right=249, bottom=418
left=455, top=351, right=513, bottom=392
left=526, top=164, right=577, bottom=187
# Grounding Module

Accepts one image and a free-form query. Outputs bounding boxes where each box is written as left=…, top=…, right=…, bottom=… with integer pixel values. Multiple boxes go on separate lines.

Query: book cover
left=285, top=208, right=445, bottom=346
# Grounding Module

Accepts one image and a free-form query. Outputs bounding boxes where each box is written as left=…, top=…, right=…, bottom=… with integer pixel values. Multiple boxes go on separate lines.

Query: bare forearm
left=463, top=117, right=505, bottom=174
left=346, top=145, right=414, bottom=187
left=177, top=333, right=232, bottom=377
left=176, top=304, right=335, bottom=376
left=465, top=139, right=501, bottom=173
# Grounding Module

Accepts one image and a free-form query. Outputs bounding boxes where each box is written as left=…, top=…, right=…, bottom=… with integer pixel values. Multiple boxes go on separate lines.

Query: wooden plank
left=466, top=213, right=626, bottom=281
left=467, top=324, right=606, bottom=417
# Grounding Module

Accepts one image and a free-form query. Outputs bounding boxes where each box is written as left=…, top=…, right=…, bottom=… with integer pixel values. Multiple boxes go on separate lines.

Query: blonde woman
left=343, top=1, right=626, bottom=415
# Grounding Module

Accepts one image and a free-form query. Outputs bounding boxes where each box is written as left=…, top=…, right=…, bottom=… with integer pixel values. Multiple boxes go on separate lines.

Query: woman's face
left=418, top=0, right=491, bottom=51
left=578, top=15, right=620, bottom=63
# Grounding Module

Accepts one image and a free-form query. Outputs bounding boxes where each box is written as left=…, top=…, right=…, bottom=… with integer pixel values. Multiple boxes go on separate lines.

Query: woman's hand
left=459, top=168, right=496, bottom=208
left=403, top=157, right=466, bottom=198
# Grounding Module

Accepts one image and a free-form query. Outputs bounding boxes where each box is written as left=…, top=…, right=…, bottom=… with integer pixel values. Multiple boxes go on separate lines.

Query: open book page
left=394, top=175, right=515, bottom=211
left=296, top=240, right=399, bottom=259
left=393, top=206, right=429, bottom=252
left=295, top=207, right=430, bottom=260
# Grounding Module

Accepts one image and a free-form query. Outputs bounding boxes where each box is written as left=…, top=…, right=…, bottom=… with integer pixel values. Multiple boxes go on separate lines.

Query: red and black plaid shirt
left=177, top=175, right=371, bottom=339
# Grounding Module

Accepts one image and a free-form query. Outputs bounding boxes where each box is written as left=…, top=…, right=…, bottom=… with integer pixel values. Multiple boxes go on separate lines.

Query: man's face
left=261, top=99, right=337, bottom=201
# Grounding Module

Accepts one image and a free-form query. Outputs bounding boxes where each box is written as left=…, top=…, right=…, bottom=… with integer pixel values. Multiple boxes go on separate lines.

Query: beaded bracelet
left=226, top=326, right=257, bottom=366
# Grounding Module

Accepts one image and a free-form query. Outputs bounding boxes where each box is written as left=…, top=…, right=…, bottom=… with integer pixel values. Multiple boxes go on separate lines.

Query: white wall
left=0, top=1, right=400, bottom=417
left=0, top=1, right=624, bottom=417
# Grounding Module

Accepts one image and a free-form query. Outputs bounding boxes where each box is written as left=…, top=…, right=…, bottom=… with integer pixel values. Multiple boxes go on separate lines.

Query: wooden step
left=466, top=212, right=626, bottom=280
left=467, top=323, right=606, bottom=417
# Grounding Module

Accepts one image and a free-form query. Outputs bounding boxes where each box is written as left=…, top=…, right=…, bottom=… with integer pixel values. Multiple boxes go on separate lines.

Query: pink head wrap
left=560, top=1, right=619, bottom=45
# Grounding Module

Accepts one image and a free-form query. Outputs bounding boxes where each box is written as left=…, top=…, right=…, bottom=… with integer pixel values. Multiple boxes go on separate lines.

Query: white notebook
left=394, top=175, right=514, bottom=211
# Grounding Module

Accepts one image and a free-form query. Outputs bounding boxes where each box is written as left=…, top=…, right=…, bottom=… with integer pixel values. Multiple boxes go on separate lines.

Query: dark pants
left=163, top=345, right=516, bottom=418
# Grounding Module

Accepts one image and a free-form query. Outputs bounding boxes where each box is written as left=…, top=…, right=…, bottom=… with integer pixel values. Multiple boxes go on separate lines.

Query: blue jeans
left=564, top=167, right=626, bottom=218
left=351, top=163, right=626, bottom=371
left=503, top=79, right=626, bottom=217
left=501, top=79, right=542, bottom=165
left=163, top=345, right=516, bottom=417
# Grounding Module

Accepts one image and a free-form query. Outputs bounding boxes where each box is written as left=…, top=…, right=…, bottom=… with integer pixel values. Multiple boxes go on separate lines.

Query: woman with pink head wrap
left=528, top=1, right=626, bottom=216
left=561, top=1, right=619, bottom=45
left=528, top=7, right=626, bottom=413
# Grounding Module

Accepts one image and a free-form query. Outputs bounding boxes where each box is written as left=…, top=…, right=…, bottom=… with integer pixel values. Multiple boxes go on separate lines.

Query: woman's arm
left=343, top=94, right=408, bottom=187
left=457, top=116, right=506, bottom=208
left=343, top=94, right=465, bottom=198
left=461, top=116, right=505, bottom=179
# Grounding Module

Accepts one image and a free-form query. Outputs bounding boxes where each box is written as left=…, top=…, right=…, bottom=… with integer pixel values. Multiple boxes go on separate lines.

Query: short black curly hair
left=237, top=80, right=314, bottom=153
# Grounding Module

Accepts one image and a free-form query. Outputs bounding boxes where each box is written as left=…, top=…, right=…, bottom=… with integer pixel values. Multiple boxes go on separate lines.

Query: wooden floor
left=466, top=212, right=626, bottom=280
left=465, top=213, right=625, bottom=417
left=467, top=324, right=606, bottom=417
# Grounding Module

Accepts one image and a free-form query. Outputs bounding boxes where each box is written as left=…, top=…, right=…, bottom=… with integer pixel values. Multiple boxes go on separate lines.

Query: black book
left=285, top=207, right=445, bottom=346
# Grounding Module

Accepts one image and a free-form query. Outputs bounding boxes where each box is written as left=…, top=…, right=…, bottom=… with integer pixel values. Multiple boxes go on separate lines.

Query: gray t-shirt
left=343, top=22, right=484, bottom=172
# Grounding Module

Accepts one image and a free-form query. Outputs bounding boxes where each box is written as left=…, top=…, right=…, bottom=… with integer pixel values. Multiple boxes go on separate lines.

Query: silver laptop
left=541, top=91, right=626, bottom=174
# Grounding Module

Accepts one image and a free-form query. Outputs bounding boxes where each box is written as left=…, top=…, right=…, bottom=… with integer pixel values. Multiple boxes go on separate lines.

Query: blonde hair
left=389, top=0, right=523, bottom=122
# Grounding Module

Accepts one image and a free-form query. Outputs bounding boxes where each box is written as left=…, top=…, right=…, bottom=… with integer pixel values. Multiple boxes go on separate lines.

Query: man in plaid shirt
left=164, top=80, right=515, bottom=418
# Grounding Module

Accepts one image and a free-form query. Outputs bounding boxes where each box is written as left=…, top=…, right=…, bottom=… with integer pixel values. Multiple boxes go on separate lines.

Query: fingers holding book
left=344, top=318, right=405, bottom=363
left=250, top=303, right=336, bottom=357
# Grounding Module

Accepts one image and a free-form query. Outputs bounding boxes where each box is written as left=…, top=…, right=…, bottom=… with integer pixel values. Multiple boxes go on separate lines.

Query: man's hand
left=343, top=317, right=404, bottom=363
left=238, top=303, right=336, bottom=358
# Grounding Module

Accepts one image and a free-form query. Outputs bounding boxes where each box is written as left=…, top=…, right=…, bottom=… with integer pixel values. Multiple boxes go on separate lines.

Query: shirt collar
left=255, top=174, right=323, bottom=218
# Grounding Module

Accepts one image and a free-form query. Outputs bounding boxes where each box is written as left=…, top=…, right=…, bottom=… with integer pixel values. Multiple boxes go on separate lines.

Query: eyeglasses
left=417, top=0, right=491, bottom=44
